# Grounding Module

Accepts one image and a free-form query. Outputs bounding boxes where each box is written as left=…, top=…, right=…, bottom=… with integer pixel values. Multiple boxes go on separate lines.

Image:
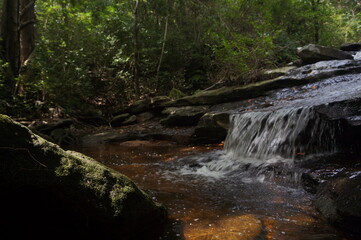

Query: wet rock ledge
left=0, top=114, right=167, bottom=239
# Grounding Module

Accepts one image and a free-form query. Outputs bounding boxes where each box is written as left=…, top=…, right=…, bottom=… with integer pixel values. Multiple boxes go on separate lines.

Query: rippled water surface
left=73, top=140, right=351, bottom=240
left=72, top=62, right=361, bottom=239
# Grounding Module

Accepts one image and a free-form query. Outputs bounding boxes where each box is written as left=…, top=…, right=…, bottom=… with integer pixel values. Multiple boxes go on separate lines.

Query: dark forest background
left=1, top=0, right=360, bottom=119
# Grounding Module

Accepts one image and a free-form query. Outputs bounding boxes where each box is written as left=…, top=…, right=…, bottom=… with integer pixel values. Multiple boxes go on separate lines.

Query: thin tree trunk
left=133, top=0, right=141, bottom=98
left=156, top=15, right=169, bottom=79
left=16, top=0, right=36, bottom=96
left=311, top=0, right=320, bottom=44
left=0, top=0, right=20, bottom=91
left=19, top=0, right=36, bottom=68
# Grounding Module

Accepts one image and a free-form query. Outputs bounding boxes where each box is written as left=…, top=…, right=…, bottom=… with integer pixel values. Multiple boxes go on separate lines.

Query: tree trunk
left=19, top=0, right=36, bottom=69
left=156, top=16, right=169, bottom=79
left=16, top=0, right=36, bottom=96
left=311, top=0, right=321, bottom=44
left=0, top=0, right=20, bottom=90
left=133, top=0, right=141, bottom=98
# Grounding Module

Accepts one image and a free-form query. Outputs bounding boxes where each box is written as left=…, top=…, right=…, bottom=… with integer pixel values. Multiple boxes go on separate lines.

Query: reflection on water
left=73, top=140, right=349, bottom=240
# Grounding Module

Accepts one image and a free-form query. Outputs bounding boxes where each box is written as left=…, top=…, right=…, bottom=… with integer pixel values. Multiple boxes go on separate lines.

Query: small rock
left=110, top=113, right=131, bottom=127
left=261, top=66, right=297, bottom=80
left=122, top=115, right=137, bottom=125
left=129, top=99, right=151, bottom=114
left=76, top=115, right=107, bottom=126
left=137, top=112, right=154, bottom=123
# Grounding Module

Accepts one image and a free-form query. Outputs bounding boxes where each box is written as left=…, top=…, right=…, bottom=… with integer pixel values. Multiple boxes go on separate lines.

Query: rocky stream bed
left=2, top=44, right=361, bottom=239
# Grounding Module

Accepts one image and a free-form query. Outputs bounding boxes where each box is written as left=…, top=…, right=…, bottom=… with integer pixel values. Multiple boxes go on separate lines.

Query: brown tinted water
left=73, top=140, right=350, bottom=240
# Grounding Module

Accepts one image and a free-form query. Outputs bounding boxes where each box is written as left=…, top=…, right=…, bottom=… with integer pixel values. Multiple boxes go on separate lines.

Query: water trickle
left=225, top=107, right=339, bottom=161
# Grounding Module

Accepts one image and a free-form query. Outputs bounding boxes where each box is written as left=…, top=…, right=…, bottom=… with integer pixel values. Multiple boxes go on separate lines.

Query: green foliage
left=3, top=0, right=360, bottom=118
left=169, top=88, right=186, bottom=100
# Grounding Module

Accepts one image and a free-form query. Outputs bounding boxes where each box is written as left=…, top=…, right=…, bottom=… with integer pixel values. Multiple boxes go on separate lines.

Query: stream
left=73, top=140, right=351, bottom=240
left=73, top=59, right=361, bottom=239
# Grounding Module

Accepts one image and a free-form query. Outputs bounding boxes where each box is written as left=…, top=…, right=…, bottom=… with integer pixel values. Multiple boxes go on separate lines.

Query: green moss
left=171, top=76, right=299, bottom=106
left=169, top=88, right=186, bottom=100
left=0, top=114, right=167, bottom=238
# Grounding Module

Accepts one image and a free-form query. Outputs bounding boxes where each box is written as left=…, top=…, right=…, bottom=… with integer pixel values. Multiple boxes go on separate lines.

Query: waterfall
left=353, top=51, right=361, bottom=60
left=224, top=107, right=339, bottom=161
left=178, top=107, right=341, bottom=180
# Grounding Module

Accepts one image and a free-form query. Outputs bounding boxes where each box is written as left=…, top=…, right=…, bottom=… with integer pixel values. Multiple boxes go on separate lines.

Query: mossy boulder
left=163, top=76, right=314, bottom=107
left=129, top=99, right=152, bottom=114
left=110, top=113, right=131, bottom=127
left=0, top=115, right=167, bottom=239
left=122, top=115, right=137, bottom=125
left=151, top=96, right=171, bottom=109
left=136, top=112, right=154, bottom=123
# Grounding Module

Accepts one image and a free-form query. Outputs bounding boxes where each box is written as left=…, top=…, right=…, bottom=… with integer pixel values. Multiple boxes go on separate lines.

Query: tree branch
left=20, top=0, right=36, bottom=18
left=18, top=19, right=36, bottom=31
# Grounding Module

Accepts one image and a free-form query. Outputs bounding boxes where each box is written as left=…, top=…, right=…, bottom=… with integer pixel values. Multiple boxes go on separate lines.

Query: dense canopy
left=0, top=0, right=360, bottom=118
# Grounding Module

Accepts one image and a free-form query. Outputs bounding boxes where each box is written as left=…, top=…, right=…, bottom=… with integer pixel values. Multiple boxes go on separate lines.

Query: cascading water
left=179, top=107, right=341, bottom=182
left=353, top=51, right=361, bottom=60
left=225, top=107, right=339, bottom=161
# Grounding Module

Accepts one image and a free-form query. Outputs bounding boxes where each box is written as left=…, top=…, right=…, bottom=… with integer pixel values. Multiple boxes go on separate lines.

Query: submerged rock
left=81, top=129, right=148, bottom=145
left=0, top=115, right=167, bottom=239
left=184, top=214, right=262, bottom=240
left=315, top=173, right=361, bottom=235
left=297, top=44, right=353, bottom=64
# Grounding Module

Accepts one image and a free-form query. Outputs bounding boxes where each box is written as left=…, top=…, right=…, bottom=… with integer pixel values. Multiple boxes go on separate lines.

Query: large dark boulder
left=340, top=43, right=361, bottom=52
left=0, top=115, right=167, bottom=239
left=315, top=173, right=361, bottom=235
left=192, top=112, right=230, bottom=144
left=297, top=44, right=353, bottom=64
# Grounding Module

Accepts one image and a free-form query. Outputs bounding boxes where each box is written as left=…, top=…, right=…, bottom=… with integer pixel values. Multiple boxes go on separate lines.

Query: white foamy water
left=178, top=107, right=341, bottom=181
left=225, top=107, right=338, bottom=161
left=353, top=51, right=361, bottom=60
